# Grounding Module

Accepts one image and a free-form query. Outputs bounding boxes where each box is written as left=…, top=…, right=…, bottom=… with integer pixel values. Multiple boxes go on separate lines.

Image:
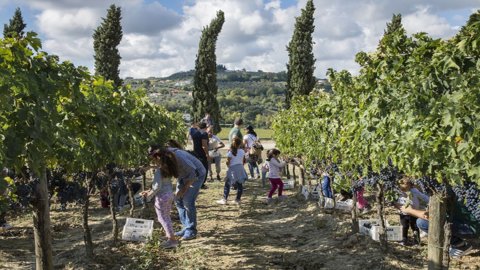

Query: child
left=260, top=150, right=271, bottom=188
left=321, top=171, right=333, bottom=199
left=217, top=137, right=247, bottom=205
left=266, top=149, right=286, bottom=204
left=141, top=160, right=178, bottom=249
left=356, top=177, right=372, bottom=214
left=397, top=177, right=429, bottom=246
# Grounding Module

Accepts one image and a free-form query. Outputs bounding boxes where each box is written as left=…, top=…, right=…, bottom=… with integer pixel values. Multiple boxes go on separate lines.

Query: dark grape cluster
left=412, top=176, right=446, bottom=195
left=353, top=165, right=401, bottom=192
left=452, top=182, right=480, bottom=221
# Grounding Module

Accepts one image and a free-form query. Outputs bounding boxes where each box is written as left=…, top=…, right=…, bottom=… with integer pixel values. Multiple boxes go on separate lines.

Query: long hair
left=231, top=137, right=242, bottom=156
left=266, top=149, right=281, bottom=161
left=151, top=149, right=179, bottom=178
left=166, top=139, right=184, bottom=149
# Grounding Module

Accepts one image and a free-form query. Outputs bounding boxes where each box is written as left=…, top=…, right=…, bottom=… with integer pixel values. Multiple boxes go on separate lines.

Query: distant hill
left=124, top=66, right=331, bottom=129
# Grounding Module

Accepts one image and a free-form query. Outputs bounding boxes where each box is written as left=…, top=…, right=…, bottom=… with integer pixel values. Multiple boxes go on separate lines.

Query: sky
left=0, top=0, right=478, bottom=79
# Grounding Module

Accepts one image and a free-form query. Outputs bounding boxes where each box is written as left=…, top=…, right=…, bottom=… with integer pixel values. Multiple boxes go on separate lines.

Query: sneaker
left=266, top=198, right=273, bottom=204
left=420, top=231, right=428, bottom=238
left=209, top=176, right=214, bottom=182
left=161, top=239, right=179, bottom=249
left=216, top=198, right=227, bottom=205
left=234, top=199, right=241, bottom=205
left=217, top=174, right=221, bottom=181
left=175, top=229, right=186, bottom=237
left=249, top=176, right=255, bottom=180
left=181, top=230, right=197, bottom=241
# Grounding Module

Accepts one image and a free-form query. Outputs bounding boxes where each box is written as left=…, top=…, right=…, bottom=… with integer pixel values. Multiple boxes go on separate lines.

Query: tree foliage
left=192, top=10, right=225, bottom=133
left=285, top=0, right=316, bottom=109
left=3, top=7, right=26, bottom=39
left=93, top=4, right=123, bottom=88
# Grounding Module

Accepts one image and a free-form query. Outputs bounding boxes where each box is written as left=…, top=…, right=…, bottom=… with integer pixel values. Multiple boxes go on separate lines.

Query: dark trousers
left=400, top=214, right=419, bottom=239
left=223, top=180, right=243, bottom=201
left=198, top=157, right=209, bottom=186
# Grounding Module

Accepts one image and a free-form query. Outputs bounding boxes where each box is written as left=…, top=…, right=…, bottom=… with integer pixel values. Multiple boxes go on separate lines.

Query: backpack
left=249, top=141, right=263, bottom=164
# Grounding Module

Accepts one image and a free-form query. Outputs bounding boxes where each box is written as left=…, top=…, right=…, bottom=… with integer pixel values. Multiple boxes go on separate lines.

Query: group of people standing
left=140, top=114, right=287, bottom=249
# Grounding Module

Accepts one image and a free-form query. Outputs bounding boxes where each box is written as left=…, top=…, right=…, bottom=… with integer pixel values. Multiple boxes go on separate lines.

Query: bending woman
left=150, top=145, right=206, bottom=240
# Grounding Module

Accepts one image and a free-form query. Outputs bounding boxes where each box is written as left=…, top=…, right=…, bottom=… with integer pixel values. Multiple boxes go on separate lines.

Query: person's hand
left=423, top=211, right=429, bottom=219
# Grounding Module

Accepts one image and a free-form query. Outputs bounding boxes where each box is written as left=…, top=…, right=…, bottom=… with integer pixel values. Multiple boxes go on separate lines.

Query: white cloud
left=9, top=0, right=480, bottom=78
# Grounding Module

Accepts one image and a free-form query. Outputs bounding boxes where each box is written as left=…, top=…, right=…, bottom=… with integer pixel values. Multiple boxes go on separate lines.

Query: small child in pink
left=266, top=149, right=286, bottom=204
left=142, top=169, right=178, bottom=249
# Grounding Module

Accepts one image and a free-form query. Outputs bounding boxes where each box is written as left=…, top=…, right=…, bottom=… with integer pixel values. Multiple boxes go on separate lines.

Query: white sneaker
left=249, top=176, right=255, bottom=180
left=216, top=198, right=227, bottom=205
left=420, top=231, right=428, bottom=238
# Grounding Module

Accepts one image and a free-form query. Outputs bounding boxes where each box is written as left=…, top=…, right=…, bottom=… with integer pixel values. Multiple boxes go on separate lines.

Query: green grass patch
left=216, top=128, right=273, bottom=140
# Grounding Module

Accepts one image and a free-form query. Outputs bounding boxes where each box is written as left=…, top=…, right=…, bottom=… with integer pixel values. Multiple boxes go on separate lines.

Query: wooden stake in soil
left=427, top=193, right=446, bottom=270
left=32, top=167, right=54, bottom=270
left=82, top=176, right=94, bottom=259
left=375, top=182, right=388, bottom=250
left=351, top=179, right=359, bottom=234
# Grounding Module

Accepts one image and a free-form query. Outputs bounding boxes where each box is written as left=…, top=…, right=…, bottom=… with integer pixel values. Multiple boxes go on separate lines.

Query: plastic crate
left=358, top=219, right=402, bottom=242
left=121, top=218, right=154, bottom=242
left=335, top=199, right=353, bottom=211
left=283, top=179, right=295, bottom=190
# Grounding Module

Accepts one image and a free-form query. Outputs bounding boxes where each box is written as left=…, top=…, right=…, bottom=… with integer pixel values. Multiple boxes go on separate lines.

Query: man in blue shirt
left=189, top=122, right=210, bottom=189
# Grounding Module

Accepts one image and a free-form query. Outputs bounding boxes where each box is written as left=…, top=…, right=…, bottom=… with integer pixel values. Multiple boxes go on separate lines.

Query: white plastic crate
left=358, top=219, right=402, bottom=242
left=310, top=184, right=320, bottom=199
left=283, top=179, right=295, bottom=190
left=122, top=218, right=154, bottom=242
left=335, top=199, right=354, bottom=211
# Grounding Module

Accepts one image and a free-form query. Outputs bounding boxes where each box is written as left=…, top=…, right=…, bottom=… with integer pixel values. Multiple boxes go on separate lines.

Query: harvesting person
left=321, top=170, right=333, bottom=199
left=207, top=126, right=225, bottom=181
left=141, top=168, right=178, bottom=249
left=397, top=177, right=429, bottom=246
left=148, top=144, right=206, bottom=241
left=217, top=137, right=247, bottom=205
left=243, top=125, right=262, bottom=180
left=260, top=150, right=271, bottom=188
left=189, top=122, right=210, bottom=189
left=266, top=149, right=287, bottom=204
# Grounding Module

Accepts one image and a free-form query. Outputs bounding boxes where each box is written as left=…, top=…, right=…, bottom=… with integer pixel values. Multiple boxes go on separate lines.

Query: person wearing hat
left=228, top=118, right=243, bottom=144
left=243, top=125, right=261, bottom=179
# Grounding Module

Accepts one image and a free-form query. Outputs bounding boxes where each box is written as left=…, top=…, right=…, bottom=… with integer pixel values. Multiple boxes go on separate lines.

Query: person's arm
left=226, top=157, right=232, bottom=167
left=202, top=137, right=210, bottom=159
left=214, top=136, right=225, bottom=150
left=399, top=205, right=429, bottom=220
left=271, top=158, right=286, bottom=168
left=176, top=179, right=195, bottom=198
left=413, top=188, right=430, bottom=204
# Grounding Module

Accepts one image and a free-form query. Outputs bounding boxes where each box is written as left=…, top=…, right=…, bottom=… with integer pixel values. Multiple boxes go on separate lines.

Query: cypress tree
left=3, top=7, right=26, bottom=38
left=93, top=5, right=123, bottom=88
left=192, top=10, right=225, bottom=134
left=285, top=0, right=316, bottom=109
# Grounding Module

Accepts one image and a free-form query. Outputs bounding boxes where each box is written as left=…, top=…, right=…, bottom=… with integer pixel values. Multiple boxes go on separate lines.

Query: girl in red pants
left=266, top=149, right=286, bottom=204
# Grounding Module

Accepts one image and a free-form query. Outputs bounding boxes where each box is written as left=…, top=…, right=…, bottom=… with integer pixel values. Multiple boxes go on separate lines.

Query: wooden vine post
left=375, top=182, right=388, bottom=250
left=82, top=176, right=94, bottom=259
left=427, top=193, right=447, bottom=270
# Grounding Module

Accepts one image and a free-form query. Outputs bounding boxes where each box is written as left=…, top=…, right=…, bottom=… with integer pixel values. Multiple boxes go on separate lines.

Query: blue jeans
left=416, top=218, right=472, bottom=245
left=175, top=174, right=204, bottom=234
left=223, top=179, right=243, bottom=201
left=322, top=176, right=333, bottom=198
left=248, top=161, right=259, bottom=178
